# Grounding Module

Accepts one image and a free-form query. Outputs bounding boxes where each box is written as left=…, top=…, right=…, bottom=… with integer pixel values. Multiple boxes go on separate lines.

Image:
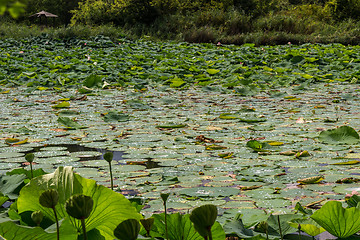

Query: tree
left=0, top=0, right=27, bottom=18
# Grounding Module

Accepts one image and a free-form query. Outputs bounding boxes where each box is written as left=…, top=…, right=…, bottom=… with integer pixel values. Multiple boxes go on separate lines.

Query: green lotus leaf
left=83, top=74, right=102, bottom=88
left=311, top=201, right=360, bottom=238
left=103, top=111, right=130, bottom=122
left=17, top=166, right=142, bottom=239
left=152, top=212, right=225, bottom=240
left=57, top=117, right=86, bottom=129
left=289, top=218, right=326, bottom=237
left=0, top=219, right=78, bottom=240
left=318, top=126, right=359, bottom=144
left=52, top=101, right=70, bottom=109
left=0, top=174, right=26, bottom=200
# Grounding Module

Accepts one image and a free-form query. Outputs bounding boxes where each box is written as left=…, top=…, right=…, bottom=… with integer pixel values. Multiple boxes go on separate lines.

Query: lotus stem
left=164, top=203, right=168, bottom=240
left=81, top=218, right=87, bottom=240
left=298, top=224, right=301, bottom=240
left=52, top=207, right=59, bottom=240
left=108, top=162, right=113, bottom=190
left=30, top=163, right=33, bottom=179
left=208, top=226, right=213, bottom=240
left=277, top=215, right=283, bottom=240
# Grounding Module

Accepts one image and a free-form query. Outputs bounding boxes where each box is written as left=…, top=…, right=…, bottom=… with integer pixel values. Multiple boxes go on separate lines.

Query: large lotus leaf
left=223, top=215, right=261, bottom=239
left=17, top=166, right=142, bottom=239
left=0, top=219, right=78, bottom=240
left=0, top=174, right=26, bottom=200
left=57, top=117, right=86, bottom=129
left=318, top=126, right=359, bottom=144
left=83, top=74, right=102, bottom=88
left=265, top=214, right=302, bottom=236
left=103, top=111, right=130, bottom=122
left=289, top=218, right=326, bottom=237
left=310, top=201, right=360, bottom=238
left=151, top=212, right=225, bottom=240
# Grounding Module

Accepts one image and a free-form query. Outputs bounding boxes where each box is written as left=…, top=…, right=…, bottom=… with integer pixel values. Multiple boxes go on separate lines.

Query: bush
left=326, top=0, right=360, bottom=20
left=184, top=26, right=217, bottom=43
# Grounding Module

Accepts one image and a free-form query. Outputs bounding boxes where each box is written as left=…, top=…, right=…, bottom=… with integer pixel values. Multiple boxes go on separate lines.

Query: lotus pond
left=1, top=37, right=360, bottom=223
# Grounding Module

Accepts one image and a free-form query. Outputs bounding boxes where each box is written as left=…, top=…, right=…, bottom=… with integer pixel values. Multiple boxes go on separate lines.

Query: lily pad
left=319, top=126, right=360, bottom=144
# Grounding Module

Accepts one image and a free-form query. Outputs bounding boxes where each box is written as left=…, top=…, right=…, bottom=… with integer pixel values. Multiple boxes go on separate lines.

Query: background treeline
left=2, top=0, right=360, bottom=45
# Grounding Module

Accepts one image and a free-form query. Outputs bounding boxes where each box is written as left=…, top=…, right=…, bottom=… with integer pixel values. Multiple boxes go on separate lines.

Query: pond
left=1, top=82, right=360, bottom=222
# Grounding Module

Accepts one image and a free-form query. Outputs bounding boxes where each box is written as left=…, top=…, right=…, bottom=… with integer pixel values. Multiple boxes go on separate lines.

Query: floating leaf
left=218, top=152, right=234, bottom=158
left=295, top=150, right=310, bottom=158
left=207, top=69, right=220, bottom=75
left=331, top=160, right=360, bottom=165
left=246, top=140, right=271, bottom=152
left=297, top=176, right=324, bottom=185
left=5, top=138, right=28, bottom=145
left=52, top=101, right=70, bottom=109
left=205, top=144, right=227, bottom=150
left=156, top=124, right=187, bottom=129
left=57, top=117, right=86, bottom=129
left=103, top=111, right=130, bottom=122
left=319, top=126, right=360, bottom=144
left=219, top=113, right=240, bottom=119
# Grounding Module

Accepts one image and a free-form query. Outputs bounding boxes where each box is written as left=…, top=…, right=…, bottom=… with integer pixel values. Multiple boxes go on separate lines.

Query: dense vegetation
left=1, top=0, right=360, bottom=45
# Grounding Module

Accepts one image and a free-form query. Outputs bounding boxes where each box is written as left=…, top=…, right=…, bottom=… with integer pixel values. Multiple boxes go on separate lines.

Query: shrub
left=326, top=0, right=360, bottom=20
left=184, top=26, right=217, bottom=43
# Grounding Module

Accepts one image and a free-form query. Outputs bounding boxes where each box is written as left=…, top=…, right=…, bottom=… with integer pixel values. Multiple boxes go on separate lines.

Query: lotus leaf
left=311, top=201, right=360, bottom=238
left=17, top=166, right=142, bottom=239
left=318, top=126, right=359, bottom=144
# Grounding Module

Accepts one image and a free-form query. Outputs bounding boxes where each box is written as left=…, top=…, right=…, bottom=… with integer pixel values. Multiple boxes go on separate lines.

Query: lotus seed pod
left=114, top=219, right=140, bottom=240
left=190, top=204, right=217, bottom=238
left=103, top=152, right=113, bottom=163
left=25, top=153, right=35, bottom=163
left=160, top=193, right=170, bottom=203
left=140, top=217, right=154, bottom=234
left=39, top=189, right=59, bottom=208
left=65, top=194, right=93, bottom=220
left=31, top=210, right=44, bottom=225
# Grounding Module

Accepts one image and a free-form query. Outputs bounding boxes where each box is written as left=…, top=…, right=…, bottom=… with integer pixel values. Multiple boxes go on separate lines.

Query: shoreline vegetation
left=0, top=0, right=360, bottom=46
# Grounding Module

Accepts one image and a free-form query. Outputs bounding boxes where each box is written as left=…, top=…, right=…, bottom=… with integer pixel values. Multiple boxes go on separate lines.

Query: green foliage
left=311, top=201, right=360, bottom=238
left=0, top=0, right=26, bottom=18
left=15, top=166, right=142, bottom=239
left=326, top=0, right=360, bottom=20
left=318, top=125, right=360, bottom=144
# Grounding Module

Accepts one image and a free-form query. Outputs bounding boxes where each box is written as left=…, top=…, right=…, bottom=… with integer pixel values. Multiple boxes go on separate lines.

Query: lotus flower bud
left=31, top=210, right=44, bottom=225
left=65, top=194, right=93, bottom=220
left=25, top=153, right=35, bottom=163
left=39, top=189, right=59, bottom=208
left=103, top=152, right=113, bottom=163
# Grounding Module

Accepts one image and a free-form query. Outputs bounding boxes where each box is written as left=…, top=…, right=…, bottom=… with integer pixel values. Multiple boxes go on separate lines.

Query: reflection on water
left=29, top=144, right=124, bottom=163
left=28, top=144, right=160, bottom=169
